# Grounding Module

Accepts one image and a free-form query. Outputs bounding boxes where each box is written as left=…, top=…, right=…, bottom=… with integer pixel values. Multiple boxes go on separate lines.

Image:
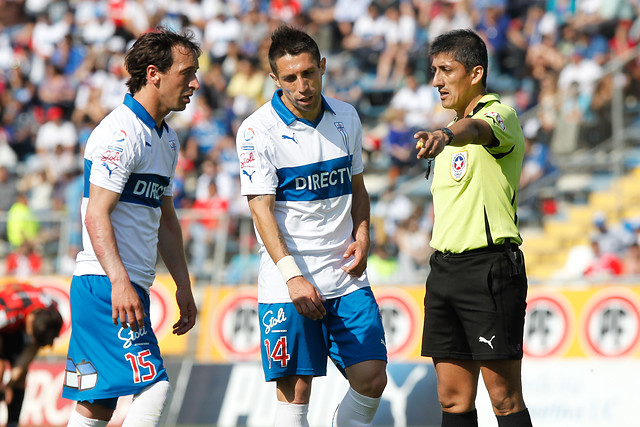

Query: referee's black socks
left=496, top=408, right=533, bottom=427
left=441, top=409, right=478, bottom=427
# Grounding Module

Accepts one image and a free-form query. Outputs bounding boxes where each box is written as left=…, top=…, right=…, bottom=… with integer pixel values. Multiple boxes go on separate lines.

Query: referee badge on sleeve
left=450, top=150, right=468, bottom=181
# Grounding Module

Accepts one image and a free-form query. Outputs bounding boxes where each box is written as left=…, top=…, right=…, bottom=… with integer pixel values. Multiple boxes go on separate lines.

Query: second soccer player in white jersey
left=236, top=25, right=387, bottom=427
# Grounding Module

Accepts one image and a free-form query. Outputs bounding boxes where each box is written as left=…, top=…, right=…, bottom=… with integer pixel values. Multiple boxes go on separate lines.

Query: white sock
left=332, top=387, right=381, bottom=427
left=122, top=380, right=171, bottom=427
left=67, top=411, right=108, bottom=427
left=274, top=401, right=309, bottom=427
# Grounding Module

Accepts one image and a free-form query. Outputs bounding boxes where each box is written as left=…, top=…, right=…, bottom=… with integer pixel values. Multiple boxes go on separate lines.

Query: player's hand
left=415, top=130, right=448, bottom=159
left=173, top=285, right=197, bottom=335
left=286, top=277, right=326, bottom=320
left=342, top=240, right=368, bottom=277
left=111, top=280, right=145, bottom=331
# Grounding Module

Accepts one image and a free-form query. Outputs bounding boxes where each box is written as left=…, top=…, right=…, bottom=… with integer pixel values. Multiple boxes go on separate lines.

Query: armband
left=276, top=255, right=302, bottom=283
left=439, top=127, right=454, bottom=145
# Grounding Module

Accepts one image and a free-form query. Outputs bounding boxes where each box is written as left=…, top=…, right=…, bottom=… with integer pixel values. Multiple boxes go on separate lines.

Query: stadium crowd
left=0, top=0, right=639, bottom=284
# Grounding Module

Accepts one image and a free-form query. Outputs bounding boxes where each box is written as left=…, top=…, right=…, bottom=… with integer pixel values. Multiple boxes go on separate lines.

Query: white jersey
left=74, top=94, right=178, bottom=293
left=237, top=90, right=370, bottom=303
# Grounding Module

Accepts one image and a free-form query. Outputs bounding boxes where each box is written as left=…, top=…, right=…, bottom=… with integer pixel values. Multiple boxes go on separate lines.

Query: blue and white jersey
left=74, top=94, right=179, bottom=293
left=237, top=90, right=369, bottom=303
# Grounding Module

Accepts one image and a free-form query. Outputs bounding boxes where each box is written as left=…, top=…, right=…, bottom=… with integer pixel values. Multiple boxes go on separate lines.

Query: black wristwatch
left=439, top=127, right=454, bottom=145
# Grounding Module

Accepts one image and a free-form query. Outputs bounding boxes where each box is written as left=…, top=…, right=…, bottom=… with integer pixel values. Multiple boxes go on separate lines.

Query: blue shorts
left=62, top=275, right=168, bottom=406
left=259, top=286, right=387, bottom=382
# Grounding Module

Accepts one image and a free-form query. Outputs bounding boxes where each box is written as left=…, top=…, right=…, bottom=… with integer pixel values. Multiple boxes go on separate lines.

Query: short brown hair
left=125, top=27, right=201, bottom=94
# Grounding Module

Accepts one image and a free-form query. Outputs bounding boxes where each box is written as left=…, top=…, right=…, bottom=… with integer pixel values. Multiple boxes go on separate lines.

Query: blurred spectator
left=591, top=211, right=636, bottom=257
left=375, top=4, right=416, bottom=86
left=269, top=0, right=302, bottom=23
left=0, top=129, right=18, bottom=171
left=203, top=6, right=242, bottom=62
left=226, top=56, right=265, bottom=119
left=6, top=192, right=39, bottom=250
left=372, top=186, right=413, bottom=241
left=623, top=242, right=640, bottom=276
left=583, top=238, right=624, bottom=279
left=428, top=0, right=473, bottom=41
left=341, top=2, right=384, bottom=75
left=557, top=45, right=602, bottom=102
left=185, top=179, right=229, bottom=278
left=367, top=244, right=399, bottom=285
left=34, top=106, right=78, bottom=183
left=519, top=119, right=554, bottom=189
left=389, top=72, right=451, bottom=130
left=5, top=241, right=42, bottom=277
left=37, top=62, right=77, bottom=111
left=395, top=210, right=432, bottom=283
left=333, top=0, right=372, bottom=42
left=0, top=166, right=18, bottom=213
left=379, top=108, right=418, bottom=184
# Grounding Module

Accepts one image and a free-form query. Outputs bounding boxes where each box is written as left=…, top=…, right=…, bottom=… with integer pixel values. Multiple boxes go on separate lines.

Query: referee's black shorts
left=421, top=245, right=528, bottom=360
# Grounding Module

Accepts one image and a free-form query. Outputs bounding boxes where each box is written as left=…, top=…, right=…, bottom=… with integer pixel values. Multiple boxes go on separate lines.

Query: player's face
left=158, top=45, right=200, bottom=113
left=431, top=52, right=483, bottom=117
left=271, top=52, right=326, bottom=122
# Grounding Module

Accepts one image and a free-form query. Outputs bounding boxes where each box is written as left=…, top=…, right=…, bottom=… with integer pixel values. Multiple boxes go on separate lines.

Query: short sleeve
left=236, top=122, right=278, bottom=196
left=87, top=126, right=137, bottom=194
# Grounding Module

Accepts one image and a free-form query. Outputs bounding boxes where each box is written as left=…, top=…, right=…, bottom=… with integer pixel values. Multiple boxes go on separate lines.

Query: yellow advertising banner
left=5, top=278, right=640, bottom=361
left=195, top=283, right=640, bottom=362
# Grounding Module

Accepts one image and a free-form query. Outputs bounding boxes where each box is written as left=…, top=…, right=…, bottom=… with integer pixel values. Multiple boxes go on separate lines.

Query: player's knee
left=487, top=387, right=525, bottom=415
left=437, top=384, right=476, bottom=413
left=355, top=369, right=387, bottom=398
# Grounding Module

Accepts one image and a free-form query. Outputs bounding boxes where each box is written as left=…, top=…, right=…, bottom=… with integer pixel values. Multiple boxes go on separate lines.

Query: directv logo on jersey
left=277, top=156, right=353, bottom=202
left=294, top=167, right=352, bottom=191
left=120, top=173, right=170, bottom=208
left=133, top=180, right=166, bottom=201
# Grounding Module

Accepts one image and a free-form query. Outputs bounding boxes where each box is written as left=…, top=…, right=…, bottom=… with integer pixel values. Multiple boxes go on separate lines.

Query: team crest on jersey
left=168, top=139, right=177, bottom=152
left=113, top=129, right=127, bottom=143
left=334, top=122, right=349, bottom=148
left=485, top=111, right=506, bottom=131
left=450, top=150, right=468, bottom=181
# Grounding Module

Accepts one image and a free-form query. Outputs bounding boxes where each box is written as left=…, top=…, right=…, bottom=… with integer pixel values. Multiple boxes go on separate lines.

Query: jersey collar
left=271, top=89, right=335, bottom=128
left=123, top=93, right=168, bottom=136
left=465, top=93, right=501, bottom=118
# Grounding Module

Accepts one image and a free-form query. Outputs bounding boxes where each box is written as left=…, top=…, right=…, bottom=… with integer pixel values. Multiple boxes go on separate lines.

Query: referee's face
left=271, top=53, right=326, bottom=122
left=431, top=52, right=484, bottom=117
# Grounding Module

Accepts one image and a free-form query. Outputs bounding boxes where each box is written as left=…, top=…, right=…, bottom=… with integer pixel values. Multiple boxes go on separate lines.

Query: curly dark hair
left=125, top=27, right=201, bottom=94
left=31, top=306, right=63, bottom=347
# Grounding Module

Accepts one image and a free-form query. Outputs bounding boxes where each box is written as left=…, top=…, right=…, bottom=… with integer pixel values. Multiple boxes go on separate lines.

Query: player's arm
left=247, top=194, right=326, bottom=320
left=342, top=173, right=370, bottom=277
left=85, top=184, right=145, bottom=331
left=4, top=342, right=39, bottom=403
left=158, top=195, right=197, bottom=335
left=415, top=117, right=496, bottom=159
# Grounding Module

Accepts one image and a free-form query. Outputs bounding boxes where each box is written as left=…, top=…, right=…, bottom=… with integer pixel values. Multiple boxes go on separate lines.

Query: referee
left=415, top=29, right=532, bottom=427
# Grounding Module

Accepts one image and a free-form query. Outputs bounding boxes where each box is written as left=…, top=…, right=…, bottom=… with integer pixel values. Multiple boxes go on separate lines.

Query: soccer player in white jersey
left=236, top=25, right=387, bottom=427
left=62, top=28, right=199, bottom=427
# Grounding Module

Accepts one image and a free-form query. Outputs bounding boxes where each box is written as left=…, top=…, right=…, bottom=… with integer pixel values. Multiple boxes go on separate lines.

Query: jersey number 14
left=264, top=337, right=290, bottom=369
